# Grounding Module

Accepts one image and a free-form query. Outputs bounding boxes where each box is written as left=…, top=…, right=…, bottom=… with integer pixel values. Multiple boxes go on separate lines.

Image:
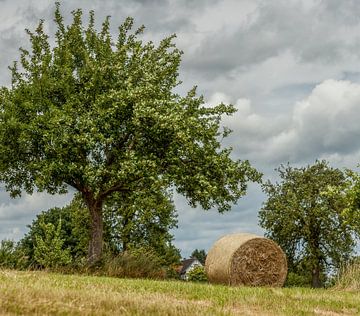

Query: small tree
left=34, top=218, right=72, bottom=268
left=190, top=249, right=207, bottom=265
left=20, top=199, right=90, bottom=264
left=340, top=170, right=360, bottom=235
left=0, top=4, right=260, bottom=264
left=259, top=160, right=359, bottom=288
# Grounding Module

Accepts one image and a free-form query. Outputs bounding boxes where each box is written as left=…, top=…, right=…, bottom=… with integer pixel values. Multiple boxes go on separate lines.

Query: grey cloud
left=320, top=0, right=360, bottom=26
left=0, top=191, right=72, bottom=241
left=184, top=0, right=360, bottom=77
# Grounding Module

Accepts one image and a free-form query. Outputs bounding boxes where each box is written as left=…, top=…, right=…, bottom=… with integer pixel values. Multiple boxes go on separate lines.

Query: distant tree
left=0, top=4, right=260, bottom=263
left=259, top=160, right=359, bottom=288
left=191, top=249, right=207, bottom=265
left=0, top=239, right=28, bottom=269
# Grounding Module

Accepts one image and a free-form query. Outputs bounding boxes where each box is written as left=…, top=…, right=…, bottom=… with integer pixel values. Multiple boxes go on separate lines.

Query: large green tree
left=259, top=160, right=359, bottom=288
left=0, top=4, right=260, bottom=263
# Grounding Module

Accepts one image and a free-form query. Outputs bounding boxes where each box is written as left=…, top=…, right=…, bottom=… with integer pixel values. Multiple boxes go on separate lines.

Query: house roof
left=179, top=258, right=201, bottom=275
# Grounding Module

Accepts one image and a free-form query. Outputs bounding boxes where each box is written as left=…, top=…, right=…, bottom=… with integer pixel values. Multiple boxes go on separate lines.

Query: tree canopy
left=0, top=4, right=260, bottom=263
left=103, top=189, right=181, bottom=264
left=190, top=249, right=207, bottom=265
left=259, top=160, right=359, bottom=288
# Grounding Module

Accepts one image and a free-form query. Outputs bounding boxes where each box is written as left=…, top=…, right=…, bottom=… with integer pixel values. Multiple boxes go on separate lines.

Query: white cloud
left=271, top=79, right=360, bottom=162
left=216, top=79, right=360, bottom=167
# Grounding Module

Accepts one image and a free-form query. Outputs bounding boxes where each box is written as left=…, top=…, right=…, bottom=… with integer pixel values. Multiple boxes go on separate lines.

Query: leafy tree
left=339, top=170, right=360, bottom=234
left=0, top=239, right=28, bottom=269
left=259, top=160, right=359, bottom=288
left=0, top=4, right=260, bottom=263
left=33, top=218, right=72, bottom=268
left=190, top=249, right=207, bottom=265
left=103, top=188, right=181, bottom=265
left=20, top=198, right=90, bottom=264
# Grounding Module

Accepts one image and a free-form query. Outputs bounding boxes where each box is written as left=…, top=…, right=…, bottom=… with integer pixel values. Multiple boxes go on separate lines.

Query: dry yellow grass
left=0, top=269, right=359, bottom=315
left=335, top=260, right=360, bottom=291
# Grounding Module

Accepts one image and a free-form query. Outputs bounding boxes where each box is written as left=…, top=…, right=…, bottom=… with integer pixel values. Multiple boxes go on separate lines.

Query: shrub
left=285, top=272, right=311, bottom=287
left=164, top=265, right=181, bottom=280
left=187, top=266, right=208, bottom=282
left=103, top=247, right=165, bottom=279
left=33, top=218, right=72, bottom=269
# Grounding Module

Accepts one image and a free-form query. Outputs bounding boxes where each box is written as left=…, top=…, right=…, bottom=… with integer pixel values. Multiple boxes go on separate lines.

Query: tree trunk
left=122, top=214, right=131, bottom=252
left=311, top=265, right=321, bottom=288
left=86, top=198, right=104, bottom=265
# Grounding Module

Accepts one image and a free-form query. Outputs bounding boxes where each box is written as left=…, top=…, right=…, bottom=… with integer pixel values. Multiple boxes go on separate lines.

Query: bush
left=187, top=266, right=208, bottom=282
left=284, top=272, right=311, bottom=287
left=0, top=239, right=28, bottom=269
left=33, top=218, right=72, bottom=269
left=164, top=265, right=181, bottom=280
left=103, top=247, right=165, bottom=279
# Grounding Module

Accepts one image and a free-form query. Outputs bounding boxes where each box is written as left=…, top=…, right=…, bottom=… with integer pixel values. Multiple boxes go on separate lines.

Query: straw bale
left=205, top=233, right=287, bottom=287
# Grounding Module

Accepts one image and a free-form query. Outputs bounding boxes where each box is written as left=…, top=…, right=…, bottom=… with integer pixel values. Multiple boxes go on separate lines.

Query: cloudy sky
left=1, top=0, right=360, bottom=257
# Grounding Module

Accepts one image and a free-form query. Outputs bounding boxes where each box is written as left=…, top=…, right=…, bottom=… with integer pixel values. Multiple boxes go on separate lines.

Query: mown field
left=0, top=269, right=359, bottom=315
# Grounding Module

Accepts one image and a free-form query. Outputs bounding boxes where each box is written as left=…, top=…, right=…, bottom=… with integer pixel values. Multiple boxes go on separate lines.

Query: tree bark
left=311, top=264, right=322, bottom=288
left=121, top=212, right=132, bottom=252
left=85, top=196, right=104, bottom=265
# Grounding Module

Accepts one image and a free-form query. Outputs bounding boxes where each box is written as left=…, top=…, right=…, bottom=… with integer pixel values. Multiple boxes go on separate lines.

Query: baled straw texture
left=205, top=233, right=287, bottom=287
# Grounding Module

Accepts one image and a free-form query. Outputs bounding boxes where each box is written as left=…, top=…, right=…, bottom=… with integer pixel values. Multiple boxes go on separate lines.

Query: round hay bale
left=205, top=233, right=287, bottom=287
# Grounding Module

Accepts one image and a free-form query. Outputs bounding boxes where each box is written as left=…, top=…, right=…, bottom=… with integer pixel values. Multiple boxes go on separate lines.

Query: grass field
left=0, top=269, right=359, bottom=315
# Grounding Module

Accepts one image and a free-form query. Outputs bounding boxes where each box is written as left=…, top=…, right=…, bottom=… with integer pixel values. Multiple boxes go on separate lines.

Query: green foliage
left=103, top=247, right=165, bottom=279
left=187, top=265, right=208, bottom=282
left=103, top=190, right=181, bottom=265
left=340, top=170, right=360, bottom=234
left=0, top=239, right=28, bottom=269
left=285, top=272, right=311, bottom=288
left=190, top=249, right=207, bottom=265
left=33, top=218, right=72, bottom=268
left=0, top=3, right=260, bottom=262
left=20, top=198, right=90, bottom=265
left=21, top=192, right=180, bottom=267
left=259, top=160, right=359, bottom=288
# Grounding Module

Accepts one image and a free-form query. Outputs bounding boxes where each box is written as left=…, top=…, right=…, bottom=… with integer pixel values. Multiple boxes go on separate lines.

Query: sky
left=1, top=0, right=360, bottom=257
